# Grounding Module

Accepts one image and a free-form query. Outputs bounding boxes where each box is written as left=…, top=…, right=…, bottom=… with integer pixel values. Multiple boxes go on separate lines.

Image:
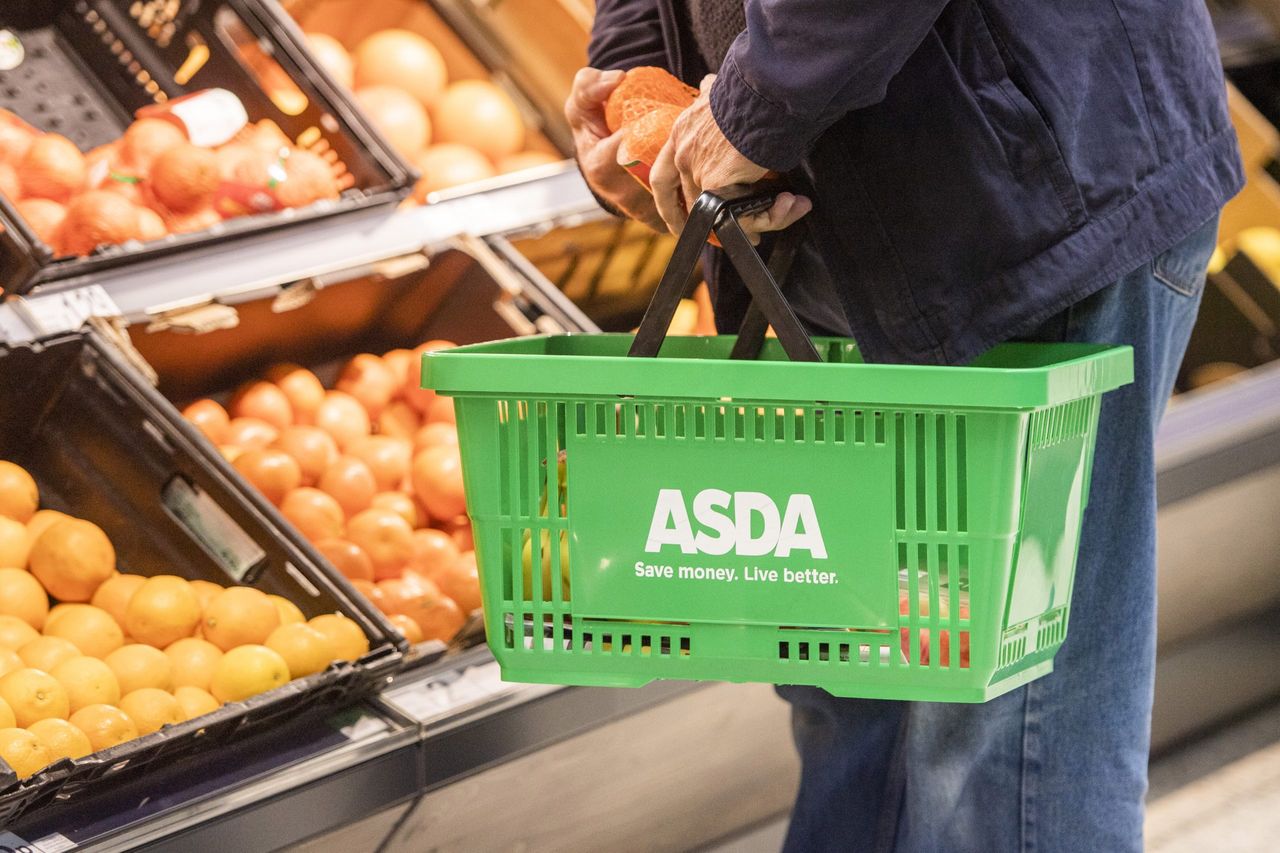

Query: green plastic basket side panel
left=443, top=336, right=1128, bottom=703
left=424, top=336, right=1134, bottom=411
left=1004, top=396, right=1100, bottom=629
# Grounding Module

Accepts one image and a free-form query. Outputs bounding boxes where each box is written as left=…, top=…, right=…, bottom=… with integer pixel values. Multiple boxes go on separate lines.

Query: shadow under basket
left=0, top=330, right=405, bottom=826
left=425, top=334, right=1134, bottom=703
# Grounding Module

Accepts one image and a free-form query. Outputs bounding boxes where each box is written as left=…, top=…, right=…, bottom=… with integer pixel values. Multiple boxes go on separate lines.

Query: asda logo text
left=644, top=489, right=828, bottom=558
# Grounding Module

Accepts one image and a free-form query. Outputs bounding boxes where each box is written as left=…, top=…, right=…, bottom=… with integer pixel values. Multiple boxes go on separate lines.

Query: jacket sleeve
left=588, top=0, right=668, bottom=71
left=711, top=0, right=950, bottom=171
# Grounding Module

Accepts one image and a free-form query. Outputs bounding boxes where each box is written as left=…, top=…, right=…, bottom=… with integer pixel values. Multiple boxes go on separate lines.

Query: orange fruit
left=272, top=426, right=339, bottom=486
left=498, top=150, right=561, bottom=173
left=431, top=81, right=524, bottom=161
left=210, top=645, right=289, bottom=703
left=118, top=688, right=182, bottom=735
left=19, top=134, right=86, bottom=203
left=25, top=509, right=69, bottom=547
left=411, top=446, right=467, bottom=522
left=268, top=595, right=305, bottom=626
left=229, top=380, right=294, bottom=431
left=164, top=637, right=222, bottom=692
left=353, top=30, right=447, bottom=106
left=371, top=491, right=419, bottom=528
left=377, top=574, right=464, bottom=643
left=318, top=456, right=378, bottom=519
left=305, top=33, right=354, bottom=89
left=402, top=341, right=454, bottom=414
left=29, top=517, right=116, bottom=602
left=15, top=198, right=67, bottom=249
left=189, top=579, right=224, bottom=612
left=307, top=614, right=369, bottom=662
left=18, top=637, right=79, bottom=673
left=280, top=487, right=345, bottom=543
left=0, top=568, right=48, bottom=629
left=387, top=613, right=424, bottom=645
left=349, top=435, right=412, bottom=492
left=0, top=697, right=11, bottom=728
left=224, top=417, right=279, bottom=450
left=103, top=644, right=173, bottom=694
left=265, top=623, right=335, bottom=678
left=314, top=391, right=371, bottom=451
left=264, top=364, right=325, bottom=426
left=377, top=401, right=421, bottom=441
left=0, top=460, right=38, bottom=523
left=91, top=573, right=146, bottom=630
left=150, top=143, right=219, bottom=212
left=425, top=551, right=482, bottom=613
left=346, top=508, right=414, bottom=581
left=0, top=615, right=38, bottom=650
left=355, top=85, right=431, bottom=158
left=27, top=717, right=92, bottom=762
left=58, top=190, right=142, bottom=256
left=336, top=354, right=398, bottom=418
left=426, top=396, right=455, bottom=425
left=604, top=67, right=699, bottom=133
left=201, top=587, right=280, bottom=651
left=0, top=648, right=21, bottom=677
left=137, top=206, right=167, bottom=242
left=406, top=528, right=459, bottom=575
left=413, top=421, right=458, bottom=452
left=0, top=515, right=30, bottom=567
left=313, top=538, right=374, bottom=583
left=69, top=704, right=138, bottom=751
left=50, top=656, right=120, bottom=713
left=44, top=605, right=124, bottom=658
left=182, top=399, right=230, bottom=444
left=125, top=575, right=200, bottom=648
left=120, top=118, right=185, bottom=172
left=0, top=668, right=69, bottom=726
left=381, top=348, right=414, bottom=388
left=233, top=449, right=302, bottom=506
left=173, top=685, right=220, bottom=721
left=0, top=727, right=52, bottom=778
left=411, top=144, right=494, bottom=201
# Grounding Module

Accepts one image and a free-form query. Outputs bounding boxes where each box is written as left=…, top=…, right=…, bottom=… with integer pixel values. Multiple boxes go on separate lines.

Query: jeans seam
left=1021, top=683, right=1041, bottom=853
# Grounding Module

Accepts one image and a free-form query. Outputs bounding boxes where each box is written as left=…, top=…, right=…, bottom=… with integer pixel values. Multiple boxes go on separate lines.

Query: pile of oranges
left=302, top=29, right=559, bottom=202
left=0, top=106, right=339, bottom=258
left=0, top=459, right=368, bottom=782
left=181, top=342, right=475, bottom=646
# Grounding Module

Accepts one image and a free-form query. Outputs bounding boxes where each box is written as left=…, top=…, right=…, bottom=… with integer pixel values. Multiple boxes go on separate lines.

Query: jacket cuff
left=709, top=53, right=825, bottom=172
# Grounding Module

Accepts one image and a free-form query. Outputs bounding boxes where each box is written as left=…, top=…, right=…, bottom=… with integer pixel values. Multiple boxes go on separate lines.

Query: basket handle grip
left=628, top=189, right=821, bottom=362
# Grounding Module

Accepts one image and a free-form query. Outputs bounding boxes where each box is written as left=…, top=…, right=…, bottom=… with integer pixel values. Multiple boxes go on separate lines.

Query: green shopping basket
left=424, top=191, right=1134, bottom=702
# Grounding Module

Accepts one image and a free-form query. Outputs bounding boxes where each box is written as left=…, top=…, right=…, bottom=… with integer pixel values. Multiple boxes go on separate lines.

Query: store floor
left=702, top=700, right=1280, bottom=853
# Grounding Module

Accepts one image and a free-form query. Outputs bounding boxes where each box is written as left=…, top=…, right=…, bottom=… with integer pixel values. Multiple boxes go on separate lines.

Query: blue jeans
left=778, top=215, right=1220, bottom=853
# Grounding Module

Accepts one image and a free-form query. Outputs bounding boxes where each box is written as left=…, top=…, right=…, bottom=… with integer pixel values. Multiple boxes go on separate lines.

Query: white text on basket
left=643, top=489, right=828, bottom=558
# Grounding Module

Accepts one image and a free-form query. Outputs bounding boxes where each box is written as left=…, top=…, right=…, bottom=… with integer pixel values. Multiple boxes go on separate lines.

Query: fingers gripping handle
left=628, top=190, right=821, bottom=362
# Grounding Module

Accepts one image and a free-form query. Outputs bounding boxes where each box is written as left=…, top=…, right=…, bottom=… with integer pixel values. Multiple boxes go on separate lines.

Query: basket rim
left=423, top=334, right=1134, bottom=409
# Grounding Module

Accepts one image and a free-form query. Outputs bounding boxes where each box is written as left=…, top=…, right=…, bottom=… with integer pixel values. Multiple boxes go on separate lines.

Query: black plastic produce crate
left=0, top=0, right=414, bottom=295
left=0, top=329, right=409, bottom=827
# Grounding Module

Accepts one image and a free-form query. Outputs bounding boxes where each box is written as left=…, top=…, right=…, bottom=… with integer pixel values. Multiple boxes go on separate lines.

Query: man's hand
left=566, top=67, right=666, bottom=232
left=651, top=76, right=812, bottom=242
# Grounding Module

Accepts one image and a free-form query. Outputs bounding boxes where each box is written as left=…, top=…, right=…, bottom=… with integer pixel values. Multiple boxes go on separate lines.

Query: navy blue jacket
left=588, top=0, right=1245, bottom=364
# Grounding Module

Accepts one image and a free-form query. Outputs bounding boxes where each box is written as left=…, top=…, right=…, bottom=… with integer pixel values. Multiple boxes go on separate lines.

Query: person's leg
left=894, top=215, right=1218, bottom=852
left=778, top=215, right=1219, bottom=852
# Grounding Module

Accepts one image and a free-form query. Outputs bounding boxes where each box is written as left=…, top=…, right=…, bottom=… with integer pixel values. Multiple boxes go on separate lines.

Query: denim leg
left=778, top=216, right=1219, bottom=853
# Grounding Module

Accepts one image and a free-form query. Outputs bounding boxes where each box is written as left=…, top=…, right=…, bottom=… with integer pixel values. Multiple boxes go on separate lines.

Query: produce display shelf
left=0, top=165, right=599, bottom=337
left=2, top=645, right=702, bottom=851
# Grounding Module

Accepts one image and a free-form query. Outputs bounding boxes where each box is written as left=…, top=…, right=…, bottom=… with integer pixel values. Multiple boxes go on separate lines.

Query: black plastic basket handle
left=629, top=189, right=821, bottom=362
